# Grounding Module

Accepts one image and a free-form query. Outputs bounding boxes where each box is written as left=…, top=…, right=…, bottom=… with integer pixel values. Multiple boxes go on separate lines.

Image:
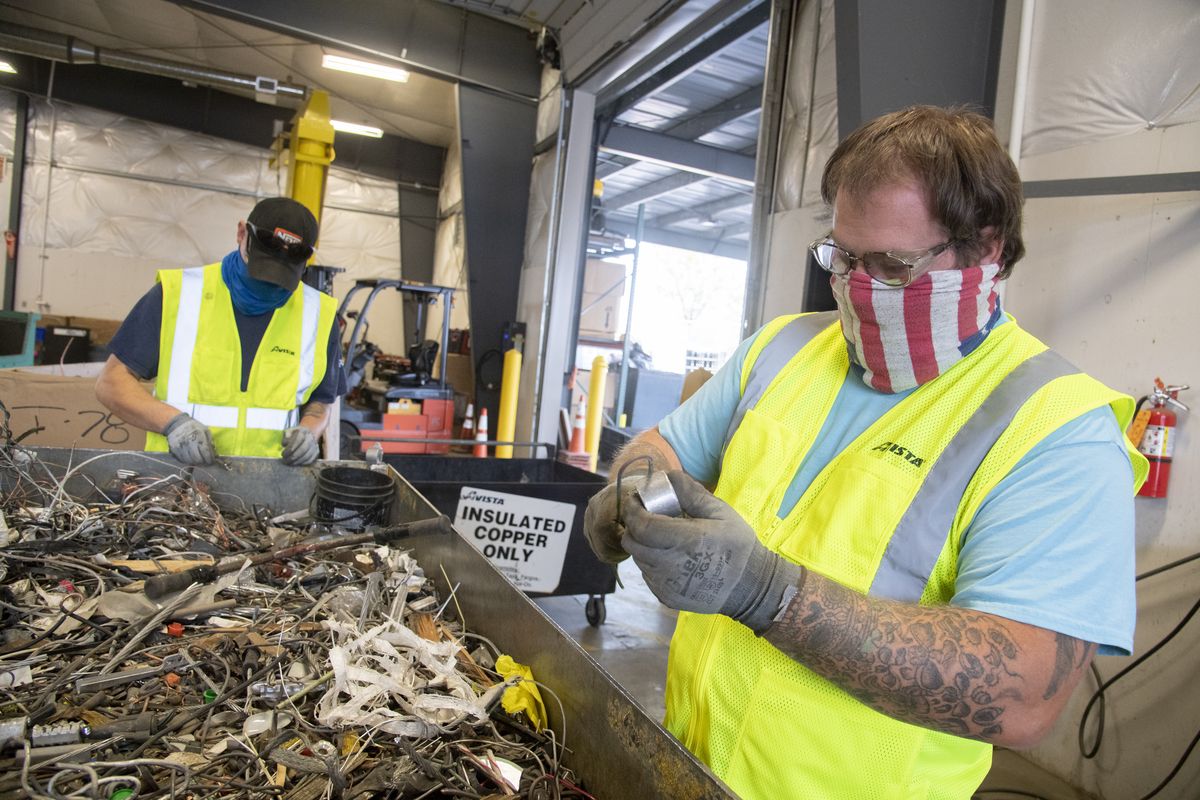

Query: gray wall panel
left=458, top=86, right=537, bottom=419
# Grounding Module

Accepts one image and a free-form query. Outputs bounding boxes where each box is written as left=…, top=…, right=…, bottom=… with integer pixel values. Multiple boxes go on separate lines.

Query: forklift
left=337, top=279, right=457, bottom=454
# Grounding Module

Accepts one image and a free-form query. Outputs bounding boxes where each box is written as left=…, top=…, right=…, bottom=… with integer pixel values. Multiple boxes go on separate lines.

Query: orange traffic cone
left=473, top=407, right=489, bottom=458
left=458, top=403, right=475, bottom=453
left=568, top=396, right=587, bottom=453
left=559, top=396, right=591, bottom=469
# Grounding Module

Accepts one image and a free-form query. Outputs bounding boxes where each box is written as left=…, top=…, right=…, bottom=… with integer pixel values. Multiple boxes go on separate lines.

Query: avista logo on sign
left=462, top=490, right=502, bottom=504
left=453, top=487, right=576, bottom=592
left=270, top=346, right=295, bottom=355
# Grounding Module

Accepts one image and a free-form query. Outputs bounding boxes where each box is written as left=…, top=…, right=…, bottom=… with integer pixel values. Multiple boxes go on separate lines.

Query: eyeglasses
left=246, top=221, right=314, bottom=263
left=808, top=234, right=956, bottom=287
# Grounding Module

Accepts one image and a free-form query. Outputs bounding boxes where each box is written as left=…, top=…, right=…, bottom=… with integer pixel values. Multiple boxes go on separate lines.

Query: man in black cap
left=97, top=197, right=346, bottom=466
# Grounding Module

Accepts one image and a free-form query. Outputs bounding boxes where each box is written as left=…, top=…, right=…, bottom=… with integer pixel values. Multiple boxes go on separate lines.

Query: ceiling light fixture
left=322, top=54, right=409, bottom=83
left=331, top=120, right=384, bottom=138
left=0, top=61, right=16, bottom=74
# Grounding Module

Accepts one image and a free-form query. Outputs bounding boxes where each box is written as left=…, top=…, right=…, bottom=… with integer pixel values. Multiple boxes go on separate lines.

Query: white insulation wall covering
left=1019, top=0, right=1200, bottom=158
left=514, top=149, right=557, bottom=448
left=426, top=135, right=469, bottom=354
left=0, top=90, right=16, bottom=157
left=760, top=0, right=837, bottom=324
left=0, top=91, right=16, bottom=298
left=536, top=67, right=563, bottom=145
left=8, top=93, right=410, bottom=354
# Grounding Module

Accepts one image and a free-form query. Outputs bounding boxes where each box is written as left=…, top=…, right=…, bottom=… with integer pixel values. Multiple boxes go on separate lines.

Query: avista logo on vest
left=270, top=346, right=296, bottom=356
left=871, top=441, right=925, bottom=468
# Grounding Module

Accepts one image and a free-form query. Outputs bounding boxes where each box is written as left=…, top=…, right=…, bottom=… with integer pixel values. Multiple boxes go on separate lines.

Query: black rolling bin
left=385, top=454, right=616, bottom=626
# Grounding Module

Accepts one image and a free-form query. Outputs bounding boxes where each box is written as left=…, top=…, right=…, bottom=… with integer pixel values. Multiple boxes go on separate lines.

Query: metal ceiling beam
left=601, top=123, right=756, bottom=183
left=606, top=221, right=748, bottom=261
left=596, top=156, right=638, bottom=180
left=2, top=54, right=445, bottom=187
left=599, top=1, right=769, bottom=116
left=171, top=0, right=541, bottom=101
left=663, top=83, right=763, bottom=141
left=654, top=191, right=752, bottom=228
left=603, top=172, right=709, bottom=212
left=596, top=83, right=764, bottom=183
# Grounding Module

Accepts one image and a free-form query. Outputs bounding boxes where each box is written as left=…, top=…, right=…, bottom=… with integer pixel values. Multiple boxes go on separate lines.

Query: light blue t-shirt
left=659, top=320, right=1137, bottom=655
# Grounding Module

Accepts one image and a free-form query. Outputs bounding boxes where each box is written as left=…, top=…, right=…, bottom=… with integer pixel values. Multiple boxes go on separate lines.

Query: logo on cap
left=274, top=227, right=303, bottom=245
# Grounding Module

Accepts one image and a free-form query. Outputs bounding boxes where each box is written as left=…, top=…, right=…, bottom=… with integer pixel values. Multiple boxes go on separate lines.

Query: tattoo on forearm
left=301, top=402, right=327, bottom=421
left=1044, top=633, right=1094, bottom=700
left=765, top=573, right=1026, bottom=741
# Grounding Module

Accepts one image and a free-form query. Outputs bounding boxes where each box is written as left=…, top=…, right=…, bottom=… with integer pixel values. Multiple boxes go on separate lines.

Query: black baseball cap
left=244, top=198, right=319, bottom=292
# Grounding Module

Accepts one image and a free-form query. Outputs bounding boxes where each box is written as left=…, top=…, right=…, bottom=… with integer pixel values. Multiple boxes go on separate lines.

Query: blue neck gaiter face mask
left=221, top=249, right=292, bottom=316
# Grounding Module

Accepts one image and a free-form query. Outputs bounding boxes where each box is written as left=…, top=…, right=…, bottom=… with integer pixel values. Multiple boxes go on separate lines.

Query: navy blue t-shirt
left=108, top=283, right=346, bottom=404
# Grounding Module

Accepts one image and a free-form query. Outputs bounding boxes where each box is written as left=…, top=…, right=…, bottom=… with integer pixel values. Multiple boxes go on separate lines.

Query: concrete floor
left=534, top=561, right=1093, bottom=800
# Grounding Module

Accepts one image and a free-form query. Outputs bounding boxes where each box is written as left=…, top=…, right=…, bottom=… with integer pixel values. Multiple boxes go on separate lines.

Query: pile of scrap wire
left=0, top=445, right=590, bottom=800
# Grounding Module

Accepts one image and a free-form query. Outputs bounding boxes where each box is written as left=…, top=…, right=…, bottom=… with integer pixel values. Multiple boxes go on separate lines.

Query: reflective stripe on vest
left=191, top=404, right=240, bottom=429
left=295, top=283, right=321, bottom=406
left=722, top=312, right=838, bottom=458
left=869, top=348, right=1079, bottom=601
left=246, top=408, right=296, bottom=430
left=163, top=267, right=204, bottom=411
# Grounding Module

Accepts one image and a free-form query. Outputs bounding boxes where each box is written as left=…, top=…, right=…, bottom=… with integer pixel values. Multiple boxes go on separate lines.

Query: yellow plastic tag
left=495, top=654, right=547, bottom=732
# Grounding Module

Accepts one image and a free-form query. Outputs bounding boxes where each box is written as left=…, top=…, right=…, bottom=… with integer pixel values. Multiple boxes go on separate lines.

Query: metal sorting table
left=384, top=455, right=616, bottom=626
left=4, top=448, right=735, bottom=800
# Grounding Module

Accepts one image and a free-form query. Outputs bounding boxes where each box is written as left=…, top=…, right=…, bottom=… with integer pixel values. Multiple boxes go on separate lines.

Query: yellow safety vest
left=145, top=263, right=337, bottom=458
left=665, top=312, right=1147, bottom=800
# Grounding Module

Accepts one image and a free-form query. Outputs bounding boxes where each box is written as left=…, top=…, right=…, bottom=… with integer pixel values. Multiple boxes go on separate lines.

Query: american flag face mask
left=831, top=263, right=1003, bottom=393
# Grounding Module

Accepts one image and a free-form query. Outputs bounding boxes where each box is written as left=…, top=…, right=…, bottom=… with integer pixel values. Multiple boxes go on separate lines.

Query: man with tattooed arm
left=583, top=106, right=1147, bottom=799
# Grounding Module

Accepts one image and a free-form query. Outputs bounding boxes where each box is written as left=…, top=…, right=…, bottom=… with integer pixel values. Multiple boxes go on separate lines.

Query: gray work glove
left=281, top=425, right=320, bottom=466
left=623, top=470, right=803, bottom=633
left=163, top=412, right=215, bottom=466
left=583, top=480, right=639, bottom=564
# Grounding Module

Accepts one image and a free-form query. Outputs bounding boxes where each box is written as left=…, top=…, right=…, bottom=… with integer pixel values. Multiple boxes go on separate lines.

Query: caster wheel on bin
left=585, top=595, right=606, bottom=627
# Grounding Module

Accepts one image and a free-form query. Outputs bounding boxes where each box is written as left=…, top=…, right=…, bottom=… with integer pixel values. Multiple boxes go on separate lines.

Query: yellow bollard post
left=585, top=356, right=607, bottom=472
left=495, top=348, right=522, bottom=459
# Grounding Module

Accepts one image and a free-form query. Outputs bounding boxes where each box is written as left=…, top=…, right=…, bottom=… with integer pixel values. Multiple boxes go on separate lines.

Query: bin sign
left=452, top=487, right=576, bottom=592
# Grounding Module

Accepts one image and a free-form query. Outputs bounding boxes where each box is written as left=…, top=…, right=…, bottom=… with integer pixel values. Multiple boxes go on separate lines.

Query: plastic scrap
left=496, top=654, right=548, bottom=732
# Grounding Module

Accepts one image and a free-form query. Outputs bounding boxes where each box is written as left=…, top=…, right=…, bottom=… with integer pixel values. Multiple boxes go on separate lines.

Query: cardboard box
left=441, top=353, right=474, bottom=398
left=0, top=363, right=147, bottom=450
left=579, top=259, right=626, bottom=340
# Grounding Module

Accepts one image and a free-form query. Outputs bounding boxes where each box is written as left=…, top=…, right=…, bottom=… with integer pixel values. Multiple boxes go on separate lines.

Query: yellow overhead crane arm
left=271, top=89, right=336, bottom=227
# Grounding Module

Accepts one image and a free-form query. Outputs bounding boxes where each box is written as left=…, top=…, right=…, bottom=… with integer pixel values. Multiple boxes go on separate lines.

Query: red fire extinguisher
left=1133, top=380, right=1188, bottom=498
